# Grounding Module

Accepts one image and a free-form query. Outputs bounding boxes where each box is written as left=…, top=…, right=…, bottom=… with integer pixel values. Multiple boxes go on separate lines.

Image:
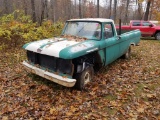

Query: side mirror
left=149, top=24, right=153, bottom=27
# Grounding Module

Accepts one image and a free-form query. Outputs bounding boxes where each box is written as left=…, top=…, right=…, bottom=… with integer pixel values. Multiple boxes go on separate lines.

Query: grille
left=27, top=51, right=37, bottom=63
left=38, top=54, right=57, bottom=71
left=27, top=51, right=73, bottom=75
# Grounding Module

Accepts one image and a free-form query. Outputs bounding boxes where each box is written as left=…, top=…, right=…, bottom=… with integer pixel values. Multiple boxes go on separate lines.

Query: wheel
left=155, top=32, right=160, bottom=40
left=74, top=66, right=94, bottom=90
left=122, top=46, right=131, bottom=59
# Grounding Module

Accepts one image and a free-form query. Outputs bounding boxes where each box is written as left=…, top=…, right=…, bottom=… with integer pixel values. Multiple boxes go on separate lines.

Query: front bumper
left=22, top=61, right=76, bottom=87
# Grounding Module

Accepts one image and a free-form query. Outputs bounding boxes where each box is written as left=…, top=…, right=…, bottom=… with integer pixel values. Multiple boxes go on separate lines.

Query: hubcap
left=84, top=72, right=91, bottom=85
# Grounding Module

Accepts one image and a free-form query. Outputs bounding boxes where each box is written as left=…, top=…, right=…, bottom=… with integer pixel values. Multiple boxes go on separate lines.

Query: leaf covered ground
left=0, top=40, right=160, bottom=119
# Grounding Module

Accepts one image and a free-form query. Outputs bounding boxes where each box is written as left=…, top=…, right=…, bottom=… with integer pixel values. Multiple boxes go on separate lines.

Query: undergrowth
left=0, top=10, right=64, bottom=50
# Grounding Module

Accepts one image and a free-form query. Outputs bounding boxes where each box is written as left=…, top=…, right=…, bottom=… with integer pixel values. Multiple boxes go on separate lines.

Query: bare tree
left=124, top=0, right=130, bottom=24
left=137, top=0, right=143, bottom=20
left=144, top=0, right=152, bottom=20
left=23, top=0, right=28, bottom=15
left=68, top=0, right=72, bottom=19
left=97, top=0, right=99, bottom=17
left=50, top=0, right=57, bottom=22
left=40, top=0, right=49, bottom=24
left=50, top=0, right=54, bottom=22
left=3, top=0, right=9, bottom=14
left=31, top=0, right=36, bottom=22
left=74, top=0, right=77, bottom=18
left=79, top=0, right=82, bottom=18
left=149, top=0, right=154, bottom=20
left=113, top=0, right=117, bottom=21
left=108, top=0, right=112, bottom=18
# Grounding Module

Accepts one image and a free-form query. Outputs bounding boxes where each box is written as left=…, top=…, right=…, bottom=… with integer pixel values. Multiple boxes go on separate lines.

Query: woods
left=0, top=0, right=159, bottom=25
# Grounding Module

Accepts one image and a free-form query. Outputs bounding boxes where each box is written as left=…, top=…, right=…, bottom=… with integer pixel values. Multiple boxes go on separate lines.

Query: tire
left=74, top=66, right=94, bottom=90
left=155, top=32, right=160, bottom=40
left=122, top=46, right=131, bottom=59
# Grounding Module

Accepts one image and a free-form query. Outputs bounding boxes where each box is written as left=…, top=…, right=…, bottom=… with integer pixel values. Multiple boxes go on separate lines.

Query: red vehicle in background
left=117, top=20, right=160, bottom=40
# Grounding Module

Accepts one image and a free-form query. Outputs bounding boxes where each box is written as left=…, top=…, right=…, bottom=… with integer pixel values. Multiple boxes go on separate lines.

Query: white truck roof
left=67, top=18, right=114, bottom=23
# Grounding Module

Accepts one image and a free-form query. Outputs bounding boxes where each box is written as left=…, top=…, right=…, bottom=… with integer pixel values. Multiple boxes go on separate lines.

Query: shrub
left=0, top=10, right=64, bottom=50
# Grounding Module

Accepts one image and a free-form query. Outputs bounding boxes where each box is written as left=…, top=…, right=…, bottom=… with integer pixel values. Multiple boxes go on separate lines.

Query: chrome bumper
left=22, top=61, right=76, bottom=87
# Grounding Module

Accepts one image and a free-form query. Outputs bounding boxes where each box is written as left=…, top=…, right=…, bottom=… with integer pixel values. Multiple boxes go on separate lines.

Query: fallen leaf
left=66, top=112, right=73, bottom=116
left=2, top=116, right=8, bottom=120
left=137, top=107, right=144, bottom=113
left=70, top=106, right=77, bottom=112
left=50, top=107, right=57, bottom=114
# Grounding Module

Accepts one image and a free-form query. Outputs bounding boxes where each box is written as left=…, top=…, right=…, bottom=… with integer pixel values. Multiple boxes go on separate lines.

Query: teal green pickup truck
left=23, top=18, right=141, bottom=90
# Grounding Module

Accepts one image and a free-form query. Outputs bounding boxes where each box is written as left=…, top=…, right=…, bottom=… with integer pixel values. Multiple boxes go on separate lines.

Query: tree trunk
left=144, top=0, right=151, bottom=20
left=97, top=0, right=99, bottom=17
left=149, top=0, right=154, bottom=20
left=3, top=0, right=9, bottom=14
left=124, top=0, right=130, bottom=24
left=113, top=0, right=117, bottom=21
left=40, top=0, right=45, bottom=24
left=50, top=0, right=54, bottom=22
left=51, top=0, right=57, bottom=22
left=31, top=0, right=36, bottom=22
left=109, top=0, right=112, bottom=18
left=23, top=0, right=28, bottom=15
left=74, top=0, right=77, bottom=18
left=137, top=2, right=143, bottom=20
left=40, top=0, right=48, bottom=24
left=44, top=0, right=48, bottom=19
left=79, top=0, right=82, bottom=18
left=69, top=1, right=72, bottom=19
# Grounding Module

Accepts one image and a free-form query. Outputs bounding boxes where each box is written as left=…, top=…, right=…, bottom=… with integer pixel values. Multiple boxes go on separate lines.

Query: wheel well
left=72, top=51, right=103, bottom=73
left=154, top=31, right=160, bottom=37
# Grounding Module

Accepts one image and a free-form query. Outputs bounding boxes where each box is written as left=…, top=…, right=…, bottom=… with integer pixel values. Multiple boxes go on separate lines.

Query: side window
left=132, top=22, right=141, bottom=26
left=142, top=22, right=152, bottom=26
left=104, top=23, right=113, bottom=39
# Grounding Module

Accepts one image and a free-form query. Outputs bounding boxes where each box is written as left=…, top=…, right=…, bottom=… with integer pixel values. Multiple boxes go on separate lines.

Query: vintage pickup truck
left=116, top=20, right=160, bottom=40
left=23, top=18, right=141, bottom=90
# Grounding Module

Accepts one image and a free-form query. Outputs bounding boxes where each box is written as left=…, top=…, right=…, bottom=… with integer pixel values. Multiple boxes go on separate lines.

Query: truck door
left=104, top=23, right=120, bottom=65
left=140, top=21, right=155, bottom=36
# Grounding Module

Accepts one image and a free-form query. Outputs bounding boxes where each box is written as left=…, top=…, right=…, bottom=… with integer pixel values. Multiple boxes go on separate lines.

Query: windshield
left=63, top=21, right=101, bottom=40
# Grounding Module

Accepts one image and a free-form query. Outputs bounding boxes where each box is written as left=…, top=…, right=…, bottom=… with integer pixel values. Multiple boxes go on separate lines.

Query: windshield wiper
left=76, top=23, right=88, bottom=35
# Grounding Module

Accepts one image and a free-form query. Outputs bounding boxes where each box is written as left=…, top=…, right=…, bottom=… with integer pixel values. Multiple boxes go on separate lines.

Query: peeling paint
left=70, top=42, right=95, bottom=53
left=70, top=44, right=87, bottom=52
